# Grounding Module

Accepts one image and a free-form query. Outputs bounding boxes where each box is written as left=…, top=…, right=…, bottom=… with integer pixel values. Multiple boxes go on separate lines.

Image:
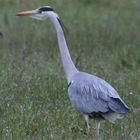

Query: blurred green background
left=0, top=0, right=140, bottom=139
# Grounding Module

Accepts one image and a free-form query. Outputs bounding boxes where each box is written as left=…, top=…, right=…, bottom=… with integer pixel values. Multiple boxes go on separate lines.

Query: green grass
left=0, top=0, right=140, bottom=139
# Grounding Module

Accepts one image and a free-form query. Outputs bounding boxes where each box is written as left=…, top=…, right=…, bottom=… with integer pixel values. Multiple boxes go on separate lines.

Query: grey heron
left=16, top=6, right=129, bottom=137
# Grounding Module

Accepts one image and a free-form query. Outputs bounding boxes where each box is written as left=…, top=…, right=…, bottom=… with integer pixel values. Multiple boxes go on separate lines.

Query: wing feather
left=68, top=72, right=129, bottom=114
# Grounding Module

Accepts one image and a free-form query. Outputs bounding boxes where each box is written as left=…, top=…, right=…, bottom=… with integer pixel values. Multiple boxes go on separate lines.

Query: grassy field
left=0, top=0, right=140, bottom=139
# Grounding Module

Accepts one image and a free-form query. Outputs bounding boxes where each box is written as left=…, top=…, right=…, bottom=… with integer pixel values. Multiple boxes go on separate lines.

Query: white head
left=17, top=6, right=67, bottom=34
left=17, top=6, right=59, bottom=20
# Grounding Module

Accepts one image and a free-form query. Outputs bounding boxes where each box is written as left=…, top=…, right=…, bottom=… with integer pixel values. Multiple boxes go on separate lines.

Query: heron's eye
left=38, top=10, right=42, bottom=14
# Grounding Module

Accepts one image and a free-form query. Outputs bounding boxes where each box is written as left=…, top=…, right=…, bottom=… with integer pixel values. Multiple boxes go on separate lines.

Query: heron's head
left=16, top=6, right=68, bottom=35
left=16, top=6, right=58, bottom=20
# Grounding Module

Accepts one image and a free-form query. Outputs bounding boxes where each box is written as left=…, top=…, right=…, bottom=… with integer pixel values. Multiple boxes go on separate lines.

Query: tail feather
left=109, top=97, right=129, bottom=114
left=102, top=112, right=124, bottom=123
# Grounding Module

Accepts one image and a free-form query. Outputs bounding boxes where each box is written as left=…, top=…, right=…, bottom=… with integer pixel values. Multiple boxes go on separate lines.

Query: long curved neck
left=49, top=14, right=78, bottom=83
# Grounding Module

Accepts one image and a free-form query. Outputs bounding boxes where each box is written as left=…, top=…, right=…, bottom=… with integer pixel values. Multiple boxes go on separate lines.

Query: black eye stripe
left=38, top=7, right=54, bottom=13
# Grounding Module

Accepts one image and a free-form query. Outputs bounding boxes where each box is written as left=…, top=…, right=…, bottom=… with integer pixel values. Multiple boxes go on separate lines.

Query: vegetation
left=0, top=0, right=140, bottom=139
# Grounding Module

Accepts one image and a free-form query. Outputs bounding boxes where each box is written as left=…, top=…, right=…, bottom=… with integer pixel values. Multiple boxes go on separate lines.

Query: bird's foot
left=71, top=125, right=87, bottom=136
left=87, top=127, right=94, bottom=138
left=70, top=124, right=94, bottom=138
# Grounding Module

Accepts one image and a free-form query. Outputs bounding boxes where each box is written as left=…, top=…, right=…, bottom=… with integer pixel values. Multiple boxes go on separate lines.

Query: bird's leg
left=84, top=115, right=90, bottom=131
left=71, top=114, right=86, bottom=134
left=96, top=122, right=100, bottom=137
left=96, top=122, right=101, bottom=140
left=71, top=115, right=93, bottom=137
left=84, top=114, right=92, bottom=136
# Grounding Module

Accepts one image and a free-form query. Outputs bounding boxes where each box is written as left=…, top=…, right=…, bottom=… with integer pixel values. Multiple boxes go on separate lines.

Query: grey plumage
left=68, top=72, right=129, bottom=122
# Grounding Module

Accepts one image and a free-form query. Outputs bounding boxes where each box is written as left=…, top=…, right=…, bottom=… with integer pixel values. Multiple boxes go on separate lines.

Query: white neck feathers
left=48, top=13, right=78, bottom=83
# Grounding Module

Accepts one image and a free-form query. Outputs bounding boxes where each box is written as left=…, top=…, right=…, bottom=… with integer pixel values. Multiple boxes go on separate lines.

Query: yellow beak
left=16, top=10, right=37, bottom=16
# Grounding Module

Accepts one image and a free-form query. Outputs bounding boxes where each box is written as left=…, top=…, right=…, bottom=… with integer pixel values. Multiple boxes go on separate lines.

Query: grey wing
left=68, top=73, right=129, bottom=114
